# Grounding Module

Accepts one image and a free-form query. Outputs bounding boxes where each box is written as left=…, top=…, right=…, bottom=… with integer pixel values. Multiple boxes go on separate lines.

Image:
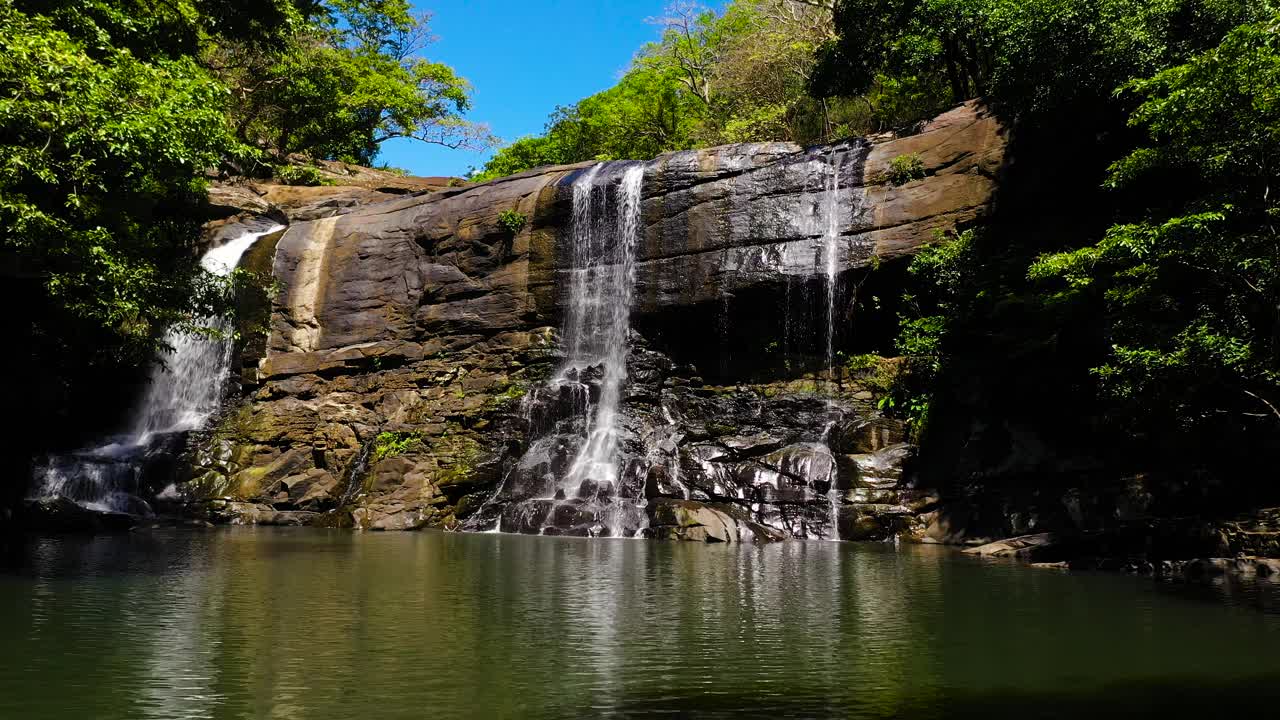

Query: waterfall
left=822, top=149, right=842, bottom=389
left=560, top=163, right=643, bottom=498
left=132, top=227, right=283, bottom=443
left=820, top=151, right=844, bottom=541
left=31, top=223, right=284, bottom=513
left=468, top=163, right=647, bottom=537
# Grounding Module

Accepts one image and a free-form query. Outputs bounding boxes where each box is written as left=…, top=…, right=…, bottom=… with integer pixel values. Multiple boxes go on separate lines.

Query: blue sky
left=378, top=0, right=669, bottom=178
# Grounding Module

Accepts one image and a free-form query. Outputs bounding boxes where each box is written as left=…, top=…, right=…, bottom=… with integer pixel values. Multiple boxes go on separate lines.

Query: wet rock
left=848, top=444, right=912, bottom=488
left=828, top=418, right=908, bottom=454
left=648, top=498, right=784, bottom=543
left=721, top=433, right=786, bottom=456
left=21, top=497, right=137, bottom=533
left=1182, top=557, right=1280, bottom=580
left=964, top=533, right=1062, bottom=560
left=837, top=504, right=914, bottom=542
left=177, top=104, right=1003, bottom=534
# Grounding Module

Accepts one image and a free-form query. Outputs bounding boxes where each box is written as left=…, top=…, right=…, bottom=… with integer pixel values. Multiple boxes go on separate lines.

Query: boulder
left=964, top=533, right=1062, bottom=560
left=648, top=498, right=784, bottom=543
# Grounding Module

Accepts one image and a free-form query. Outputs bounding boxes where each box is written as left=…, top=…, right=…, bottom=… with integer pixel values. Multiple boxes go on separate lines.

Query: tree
left=476, top=0, right=844, bottom=179
left=475, top=64, right=701, bottom=180
left=1030, top=13, right=1280, bottom=434
left=0, top=2, right=242, bottom=366
left=813, top=0, right=1272, bottom=124
left=710, top=0, right=837, bottom=142
left=220, top=0, right=492, bottom=165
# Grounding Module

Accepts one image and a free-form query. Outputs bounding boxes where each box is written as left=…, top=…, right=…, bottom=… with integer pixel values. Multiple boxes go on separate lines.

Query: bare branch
left=1244, top=389, right=1280, bottom=422
left=374, top=120, right=498, bottom=152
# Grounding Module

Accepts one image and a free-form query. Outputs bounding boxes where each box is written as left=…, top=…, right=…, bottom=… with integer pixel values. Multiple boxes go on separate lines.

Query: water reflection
left=2, top=530, right=1279, bottom=719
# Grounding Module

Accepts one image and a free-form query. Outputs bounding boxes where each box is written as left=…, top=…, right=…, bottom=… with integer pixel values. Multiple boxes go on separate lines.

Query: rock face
left=171, top=102, right=1005, bottom=537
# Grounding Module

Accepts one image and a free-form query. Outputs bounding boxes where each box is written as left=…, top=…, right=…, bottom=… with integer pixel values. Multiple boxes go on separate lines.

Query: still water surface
left=1, top=529, right=1278, bottom=719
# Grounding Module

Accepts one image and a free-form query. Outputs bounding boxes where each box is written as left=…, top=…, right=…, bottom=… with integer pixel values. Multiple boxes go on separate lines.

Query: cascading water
left=560, top=164, right=644, bottom=498
left=468, top=163, right=648, bottom=537
left=31, top=223, right=285, bottom=513
left=822, top=149, right=843, bottom=391
left=819, top=150, right=844, bottom=540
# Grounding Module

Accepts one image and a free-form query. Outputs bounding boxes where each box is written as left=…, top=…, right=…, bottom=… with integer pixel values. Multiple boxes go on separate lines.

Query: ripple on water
left=1, top=529, right=1279, bottom=719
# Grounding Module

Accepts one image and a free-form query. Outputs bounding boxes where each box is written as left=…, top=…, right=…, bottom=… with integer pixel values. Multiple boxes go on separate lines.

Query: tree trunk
left=943, top=35, right=966, bottom=103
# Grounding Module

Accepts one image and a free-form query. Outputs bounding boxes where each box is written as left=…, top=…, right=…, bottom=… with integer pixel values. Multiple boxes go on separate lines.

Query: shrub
left=886, top=153, right=926, bottom=185
left=275, top=164, right=334, bottom=187
left=497, top=209, right=528, bottom=235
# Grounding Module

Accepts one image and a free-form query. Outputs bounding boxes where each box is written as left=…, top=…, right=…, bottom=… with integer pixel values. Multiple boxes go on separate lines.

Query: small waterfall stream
left=818, top=151, right=846, bottom=540
left=470, top=163, right=648, bottom=537
left=31, top=223, right=284, bottom=513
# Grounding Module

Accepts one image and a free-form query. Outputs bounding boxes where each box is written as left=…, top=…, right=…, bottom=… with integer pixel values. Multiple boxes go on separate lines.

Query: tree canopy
left=0, top=0, right=487, bottom=450
left=474, top=0, right=843, bottom=180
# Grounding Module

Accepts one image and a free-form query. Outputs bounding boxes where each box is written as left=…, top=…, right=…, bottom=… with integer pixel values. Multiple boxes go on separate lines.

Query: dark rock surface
left=20, top=497, right=136, bottom=533
left=647, top=498, right=786, bottom=543
left=963, top=507, right=1280, bottom=571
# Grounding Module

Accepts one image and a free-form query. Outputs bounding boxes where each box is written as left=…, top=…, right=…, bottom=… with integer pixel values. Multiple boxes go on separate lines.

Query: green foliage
left=842, top=353, right=883, bottom=372
left=0, top=0, right=243, bottom=374
left=887, top=154, right=926, bottom=185
left=275, top=164, right=335, bottom=186
left=843, top=232, right=976, bottom=440
left=814, top=0, right=1274, bottom=126
left=16, top=0, right=312, bottom=62
left=372, top=431, right=422, bottom=462
left=497, top=209, right=528, bottom=235
left=1029, top=14, right=1280, bottom=431
left=210, top=0, right=492, bottom=165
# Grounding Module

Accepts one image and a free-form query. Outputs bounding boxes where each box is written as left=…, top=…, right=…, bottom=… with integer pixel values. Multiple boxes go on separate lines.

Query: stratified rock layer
left=177, top=103, right=1005, bottom=536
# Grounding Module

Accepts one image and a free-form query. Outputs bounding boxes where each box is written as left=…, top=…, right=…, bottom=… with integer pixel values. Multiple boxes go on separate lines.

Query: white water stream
left=32, top=224, right=284, bottom=512
left=559, top=163, right=645, bottom=498
left=473, top=163, right=647, bottom=536
left=820, top=151, right=844, bottom=540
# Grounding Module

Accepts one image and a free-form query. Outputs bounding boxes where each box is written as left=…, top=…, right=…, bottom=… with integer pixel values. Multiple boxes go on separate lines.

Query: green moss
left=487, top=381, right=527, bottom=409
left=372, top=431, right=422, bottom=462
left=707, top=422, right=738, bottom=437
left=434, top=436, right=482, bottom=487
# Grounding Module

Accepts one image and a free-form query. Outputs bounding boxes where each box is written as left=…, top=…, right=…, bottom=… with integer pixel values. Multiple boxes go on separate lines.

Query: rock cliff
left=175, top=102, right=1004, bottom=538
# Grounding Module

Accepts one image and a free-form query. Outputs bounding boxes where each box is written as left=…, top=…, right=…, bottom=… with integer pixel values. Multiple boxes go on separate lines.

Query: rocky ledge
left=157, top=102, right=1005, bottom=540
left=963, top=506, right=1280, bottom=579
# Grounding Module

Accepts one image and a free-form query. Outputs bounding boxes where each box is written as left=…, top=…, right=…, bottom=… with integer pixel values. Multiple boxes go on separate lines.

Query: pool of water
left=1, top=529, right=1278, bottom=719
